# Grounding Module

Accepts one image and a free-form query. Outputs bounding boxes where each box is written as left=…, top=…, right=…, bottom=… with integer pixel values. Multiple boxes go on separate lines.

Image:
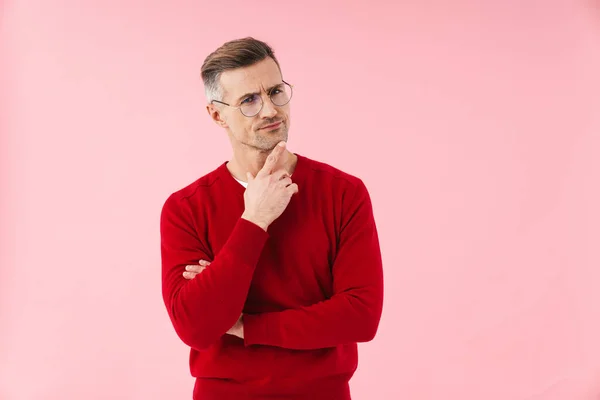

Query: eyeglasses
left=211, top=81, right=293, bottom=117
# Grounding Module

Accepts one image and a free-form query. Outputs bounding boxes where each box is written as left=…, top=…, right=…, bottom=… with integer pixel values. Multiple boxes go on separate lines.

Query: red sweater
left=160, top=154, right=384, bottom=400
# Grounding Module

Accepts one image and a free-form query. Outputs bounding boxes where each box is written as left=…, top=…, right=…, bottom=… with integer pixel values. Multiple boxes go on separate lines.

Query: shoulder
left=299, top=155, right=375, bottom=228
left=299, top=154, right=368, bottom=194
left=161, top=163, right=225, bottom=212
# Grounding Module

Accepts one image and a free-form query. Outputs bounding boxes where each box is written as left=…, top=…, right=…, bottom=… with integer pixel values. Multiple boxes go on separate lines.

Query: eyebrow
left=234, top=83, right=283, bottom=105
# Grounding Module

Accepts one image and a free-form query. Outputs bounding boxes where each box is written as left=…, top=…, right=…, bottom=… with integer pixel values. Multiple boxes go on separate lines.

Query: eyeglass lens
left=240, top=82, right=292, bottom=117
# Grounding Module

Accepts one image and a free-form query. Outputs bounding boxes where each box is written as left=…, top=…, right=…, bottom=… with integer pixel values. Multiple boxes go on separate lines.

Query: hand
left=182, top=259, right=210, bottom=279
left=183, top=260, right=244, bottom=339
left=226, top=314, right=244, bottom=339
left=241, top=141, right=299, bottom=231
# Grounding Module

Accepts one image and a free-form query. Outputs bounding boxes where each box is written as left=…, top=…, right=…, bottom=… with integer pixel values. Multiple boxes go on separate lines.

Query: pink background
left=2, top=1, right=600, bottom=399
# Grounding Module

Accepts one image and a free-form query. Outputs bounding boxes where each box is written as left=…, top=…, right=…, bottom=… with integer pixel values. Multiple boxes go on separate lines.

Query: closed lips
left=262, top=121, right=282, bottom=129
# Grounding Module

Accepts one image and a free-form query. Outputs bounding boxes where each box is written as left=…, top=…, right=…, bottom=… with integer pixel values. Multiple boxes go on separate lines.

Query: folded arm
left=160, top=193, right=268, bottom=350
left=243, top=179, right=384, bottom=350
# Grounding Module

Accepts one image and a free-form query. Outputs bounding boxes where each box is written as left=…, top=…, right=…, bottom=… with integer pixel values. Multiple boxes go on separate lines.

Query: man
left=160, top=37, right=384, bottom=400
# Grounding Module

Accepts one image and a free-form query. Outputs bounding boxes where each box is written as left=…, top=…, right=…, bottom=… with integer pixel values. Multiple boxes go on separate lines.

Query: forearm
left=162, top=217, right=269, bottom=350
left=244, top=179, right=384, bottom=350
left=243, top=286, right=383, bottom=350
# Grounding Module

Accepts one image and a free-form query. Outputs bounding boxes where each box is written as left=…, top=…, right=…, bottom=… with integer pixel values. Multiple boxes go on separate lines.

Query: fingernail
left=278, top=142, right=285, bottom=147
left=185, top=266, right=191, bottom=271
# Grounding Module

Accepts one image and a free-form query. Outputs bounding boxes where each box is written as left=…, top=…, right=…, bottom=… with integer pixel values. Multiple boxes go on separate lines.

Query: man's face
left=208, top=57, right=291, bottom=152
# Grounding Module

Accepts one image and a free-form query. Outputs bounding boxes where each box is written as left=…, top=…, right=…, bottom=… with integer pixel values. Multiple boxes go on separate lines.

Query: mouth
left=260, top=121, right=283, bottom=130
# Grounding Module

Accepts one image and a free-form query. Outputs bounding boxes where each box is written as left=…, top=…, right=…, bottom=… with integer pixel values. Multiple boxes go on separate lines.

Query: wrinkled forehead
left=219, top=58, right=283, bottom=102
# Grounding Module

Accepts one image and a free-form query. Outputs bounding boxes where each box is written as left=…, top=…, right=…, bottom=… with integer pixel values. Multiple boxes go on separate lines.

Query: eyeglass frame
left=210, top=80, right=294, bottom=117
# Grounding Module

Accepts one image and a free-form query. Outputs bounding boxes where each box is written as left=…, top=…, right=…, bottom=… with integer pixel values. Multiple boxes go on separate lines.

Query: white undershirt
left=234, top=177, right=248, bottom=188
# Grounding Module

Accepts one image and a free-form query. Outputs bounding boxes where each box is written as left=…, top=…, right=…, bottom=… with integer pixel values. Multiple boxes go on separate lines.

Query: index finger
left=186, top=265, right=206, bottom=273
left=256, top=141, right=286, bottom=177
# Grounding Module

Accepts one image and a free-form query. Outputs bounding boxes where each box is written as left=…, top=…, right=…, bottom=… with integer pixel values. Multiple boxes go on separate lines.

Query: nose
left=259, top=95, right=277, bottom=118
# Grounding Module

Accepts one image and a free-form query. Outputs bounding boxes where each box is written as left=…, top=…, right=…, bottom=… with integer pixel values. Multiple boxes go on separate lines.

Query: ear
left=206, top=104, right=228, bottom=128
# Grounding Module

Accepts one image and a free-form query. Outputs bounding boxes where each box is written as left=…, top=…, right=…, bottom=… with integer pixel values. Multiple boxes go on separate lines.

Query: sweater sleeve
left=160, top=193, right=269, bottom=350
left=243, top=179, right=384, bottom=350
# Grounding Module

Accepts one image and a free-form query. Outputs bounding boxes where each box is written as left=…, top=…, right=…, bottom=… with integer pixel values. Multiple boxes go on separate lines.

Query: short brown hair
left=201, top=37, right=281, bottom=102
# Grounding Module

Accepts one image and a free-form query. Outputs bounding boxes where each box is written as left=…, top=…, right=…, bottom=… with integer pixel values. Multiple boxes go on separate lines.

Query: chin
left=255, top=132, right=288, bottom=148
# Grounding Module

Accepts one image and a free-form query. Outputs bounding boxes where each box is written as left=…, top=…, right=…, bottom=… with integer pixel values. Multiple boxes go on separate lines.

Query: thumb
left=246, top=171, right=254, bottom=182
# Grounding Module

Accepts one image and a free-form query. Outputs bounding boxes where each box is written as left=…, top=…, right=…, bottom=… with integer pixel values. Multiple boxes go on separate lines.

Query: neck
left=226, top=145, right=298, bottom=182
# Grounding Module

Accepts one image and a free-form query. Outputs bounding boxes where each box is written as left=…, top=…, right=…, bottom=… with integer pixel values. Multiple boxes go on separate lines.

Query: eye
left=270, top=86, right=284, bottom=96
left=241, top=94, right=258, bottom=105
